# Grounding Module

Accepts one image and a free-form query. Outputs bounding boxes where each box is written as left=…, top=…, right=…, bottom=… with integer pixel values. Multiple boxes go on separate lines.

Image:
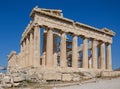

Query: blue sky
left=0, top=0, right=120, bottom=69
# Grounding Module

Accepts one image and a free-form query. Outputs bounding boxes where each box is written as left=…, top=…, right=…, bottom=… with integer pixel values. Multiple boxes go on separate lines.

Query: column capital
left=71, top=33, right=78, bottom=37
left=105, top=42, right=111, bottom=45
left=44, top=26, right=54, bottom=30
left=98, top=40, right=105, bottom=45
left=91, top=38, right=97, bottom=41
left=81, top=36, right=88, bottom=40
left=33, top=23, right=40, bottom=28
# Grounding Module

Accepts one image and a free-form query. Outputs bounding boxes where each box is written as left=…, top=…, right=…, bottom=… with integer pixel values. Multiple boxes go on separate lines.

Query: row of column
left=20, top=25, right=112, bottom=71
left=20, top=25, right=40, bottom=68
left=82, top=38, right=112, bottom=70
left=42, top=28, right=112, bottom=70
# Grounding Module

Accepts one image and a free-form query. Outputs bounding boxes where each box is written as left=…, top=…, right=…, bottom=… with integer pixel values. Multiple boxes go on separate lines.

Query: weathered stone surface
left=3, top=76, right=11, bottom=83
left=43, top=71, right=61, bottom=80
left=7, top=7, right=115, bottom=83
left=26, top=74, right=40, bottom=82
left=13, top=76, right=25, bottom=82
left=13, top=82, right=20, bottom=87
left=101, top=71, right=120, bottom=77
left=72, top=74, right=80, bottom=81
left=62, top=74, right=72, bottom=81
left=5, top=83, right=12, bottom=88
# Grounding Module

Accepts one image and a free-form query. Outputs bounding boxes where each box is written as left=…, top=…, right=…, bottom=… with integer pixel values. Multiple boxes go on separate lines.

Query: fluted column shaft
left=20, top=44, right=23, bottom=67
left=26, top=37, right=29, bottom=67
left=46, top=28, right=53, bottom=68
left=23, top=41, right=25, bottom=67
left=34, top=25, right=40, bottom=67
left=60, top=32, right=67, bottom=68
left=100, top=42, right=105, bottom=70
left=106, top=43, right=112, bottom=70
left=29, top=32, right=34, bottom=66
left=92, top=39, right=97, bottom=69
left=25, top=39, right=27, bottom=67
left=72, top=35, right=78, bottom=68
left=82, top=37, right=88, bottom=69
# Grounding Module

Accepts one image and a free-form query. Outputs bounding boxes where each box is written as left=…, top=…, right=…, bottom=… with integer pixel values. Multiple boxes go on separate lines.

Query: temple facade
left=8, top=7, right=115, bottom=71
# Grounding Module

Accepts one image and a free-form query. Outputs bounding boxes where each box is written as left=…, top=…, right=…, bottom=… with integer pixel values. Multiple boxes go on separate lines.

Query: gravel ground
left=57, top=78, right=120, bottom=89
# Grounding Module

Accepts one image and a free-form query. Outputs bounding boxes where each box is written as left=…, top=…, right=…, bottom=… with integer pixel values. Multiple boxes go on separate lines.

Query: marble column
left=25, top=39, right=27, bottom=67
left=72, top=35, right=78, bottom=68
left=34, top=25, right=40, bottom=67
left=20, top=43, right=23, bottom=67
left=92, top=39, right=97, bottom=69
left=29, top=32, right=34, bottom=66
left=46, top=28, right=53, bottom=68
left=100, top=42, right=105, bottom=70
left=106, top=43, right=112, bottom=70
left=42, top=32, right=47, bottom=67
left=53, top=35, right=58, bottom=67
left=23, top=41, right=25, bottom=67
left=82, top=37, right=88, bottom=69
left=26, top=37, right=29, bottom=67
left=60, top=32, right=67, bottom=68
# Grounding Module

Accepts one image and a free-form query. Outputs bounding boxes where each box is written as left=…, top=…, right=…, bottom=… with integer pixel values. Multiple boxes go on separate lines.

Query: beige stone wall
left=101, top=71, right=120, bottom=77
left=8, top=51, right=18, bottom=68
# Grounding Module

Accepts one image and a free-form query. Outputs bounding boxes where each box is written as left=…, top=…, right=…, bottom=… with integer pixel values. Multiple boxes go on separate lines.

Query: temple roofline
left=29, top=6, right=115, bottom=37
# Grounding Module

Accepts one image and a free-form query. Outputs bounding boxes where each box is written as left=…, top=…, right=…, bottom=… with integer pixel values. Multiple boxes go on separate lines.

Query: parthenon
left=8, top=7, right=115, bottom=73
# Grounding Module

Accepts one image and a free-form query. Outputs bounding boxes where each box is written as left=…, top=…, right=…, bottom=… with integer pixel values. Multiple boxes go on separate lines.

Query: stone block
left=43, top=72, right=61, bottom=80
left=13, top=82, right=20, bottom=87
left=62, top=74, right=72, bottom=81
left=5, top=83, right=12, bottom=88
left=3, top=76, right=11, bottom=83
left=13, top=76, right=25, bottom=82
left=26, top=74, right=40, bottom=82
left=72, top=74, right=80, bottom=81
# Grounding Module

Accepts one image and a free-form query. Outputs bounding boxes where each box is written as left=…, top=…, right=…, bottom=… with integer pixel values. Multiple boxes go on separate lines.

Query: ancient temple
left=8, top=7, right=115, bottom=72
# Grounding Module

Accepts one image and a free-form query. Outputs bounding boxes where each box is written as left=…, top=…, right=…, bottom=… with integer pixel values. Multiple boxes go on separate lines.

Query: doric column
left=25, top=39, right=27, bottom=67
left=20, top=43, right=23, bottom=67
left=29, top=32, right=34, bottom=66
left=72, top=35, right=78, bottom=68
left=106, top=43, right=112, bottom=70
left=100, top=42, right=105, bottom=70
left=53, top=35, right=58, bottom=67
left=42, top=31, right=47, bottom=67
left=60, top=32, right=67, bottom=68
left=82, top=37, right=88, bottom=69
left=46, top=28, right=53, bottom=68
left=26, top=37, right=29, bottom=67
left=23, top=41, right=25, bottom=67
left=33, top=25, right=40, bottom=67
left=92, top=39, right=97, bottom=69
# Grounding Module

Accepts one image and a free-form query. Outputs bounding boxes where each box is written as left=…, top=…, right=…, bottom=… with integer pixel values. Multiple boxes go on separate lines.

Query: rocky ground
left=57, top=78, right=120, bottom=89
left=1, top=77, right=120, bottom=89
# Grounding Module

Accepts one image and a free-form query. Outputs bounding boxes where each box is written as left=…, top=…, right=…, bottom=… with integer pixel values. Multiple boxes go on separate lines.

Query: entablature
left=21, top=7, right=115, bottom=44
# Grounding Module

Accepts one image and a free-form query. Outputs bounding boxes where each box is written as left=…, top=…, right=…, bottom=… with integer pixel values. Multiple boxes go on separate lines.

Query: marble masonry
left=8, top=7, right=117, bottom=81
